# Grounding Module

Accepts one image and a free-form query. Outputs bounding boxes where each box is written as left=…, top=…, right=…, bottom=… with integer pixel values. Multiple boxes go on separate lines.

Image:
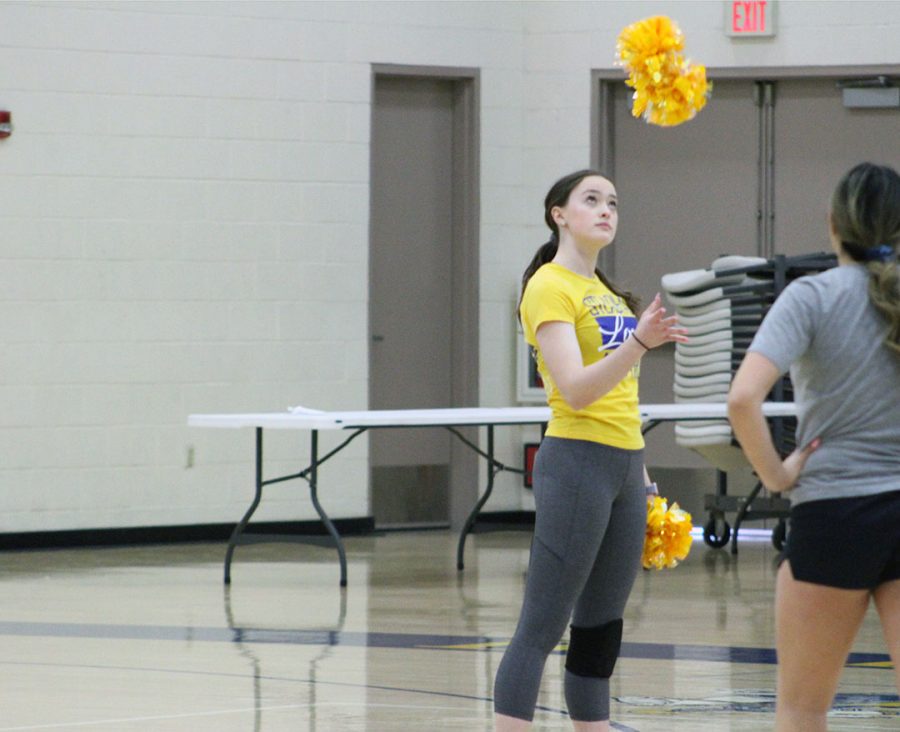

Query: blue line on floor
left=0, top=620, right=891, bottom=669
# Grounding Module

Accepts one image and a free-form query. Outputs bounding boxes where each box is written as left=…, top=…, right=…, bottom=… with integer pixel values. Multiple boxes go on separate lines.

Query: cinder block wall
left=0, top=0, right=527, bottom=532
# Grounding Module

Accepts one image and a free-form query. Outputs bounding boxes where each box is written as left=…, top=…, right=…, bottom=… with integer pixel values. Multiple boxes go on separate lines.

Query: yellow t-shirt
left=520, top=262, right=643, bottom=450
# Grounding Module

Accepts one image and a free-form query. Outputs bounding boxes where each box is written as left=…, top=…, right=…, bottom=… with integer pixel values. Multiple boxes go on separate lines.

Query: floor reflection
left=0, top=531, right=894, bottom=730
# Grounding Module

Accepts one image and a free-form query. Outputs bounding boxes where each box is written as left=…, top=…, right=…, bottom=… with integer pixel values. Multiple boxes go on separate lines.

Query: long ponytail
left=868, top=259, right=900, bottom=354
left=832, top=163, right=900, bottom=355
left=517, top=235, right=559, bottom=322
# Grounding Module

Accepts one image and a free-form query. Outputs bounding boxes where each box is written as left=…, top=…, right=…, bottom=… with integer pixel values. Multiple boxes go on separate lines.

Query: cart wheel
left=703, top=516, right=731, bottom=549
left=772, top=519, right=787, bottom=551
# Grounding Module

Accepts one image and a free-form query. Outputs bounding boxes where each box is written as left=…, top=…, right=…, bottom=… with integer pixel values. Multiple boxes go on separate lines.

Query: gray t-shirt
left=748, top=264, right=900, bottom=506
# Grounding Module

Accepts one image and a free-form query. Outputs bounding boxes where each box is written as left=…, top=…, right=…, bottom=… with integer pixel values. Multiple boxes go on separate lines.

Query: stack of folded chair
left=662, top=255, right=770, bottom=470
left=661, top=252, right=837, bottom=471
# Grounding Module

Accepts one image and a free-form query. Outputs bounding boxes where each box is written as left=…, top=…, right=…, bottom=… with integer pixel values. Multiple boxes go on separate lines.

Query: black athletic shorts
left=782, top=490, right=900, bottom=590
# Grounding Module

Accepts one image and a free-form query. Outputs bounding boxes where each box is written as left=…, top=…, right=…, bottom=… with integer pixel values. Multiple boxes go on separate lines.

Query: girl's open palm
left=634, top=293, right=689, bottom=349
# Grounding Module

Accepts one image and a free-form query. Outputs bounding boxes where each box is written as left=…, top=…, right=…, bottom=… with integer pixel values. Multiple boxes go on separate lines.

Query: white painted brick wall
left=0, top=1, right=897, bottom=531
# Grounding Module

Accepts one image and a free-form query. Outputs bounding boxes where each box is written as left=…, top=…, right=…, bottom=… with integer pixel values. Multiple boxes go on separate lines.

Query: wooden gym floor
left=0, top=529, right=896, bottom=730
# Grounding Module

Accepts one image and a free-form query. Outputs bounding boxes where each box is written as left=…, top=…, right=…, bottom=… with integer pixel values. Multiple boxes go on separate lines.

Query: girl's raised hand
left=633, top=293, right=689, bottom=349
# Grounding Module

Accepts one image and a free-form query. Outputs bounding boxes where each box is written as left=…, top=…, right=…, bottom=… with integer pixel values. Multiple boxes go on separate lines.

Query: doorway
left=369, top=68, right=479, bottom=529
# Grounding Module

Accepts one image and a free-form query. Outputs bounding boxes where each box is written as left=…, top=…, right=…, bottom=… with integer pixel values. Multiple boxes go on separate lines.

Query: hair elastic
left=863, top=244, right=896, bottom=262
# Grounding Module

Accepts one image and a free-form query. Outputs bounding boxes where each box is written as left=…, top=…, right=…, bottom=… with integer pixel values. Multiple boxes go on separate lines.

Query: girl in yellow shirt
left=494, top=170, right=686, bottom=731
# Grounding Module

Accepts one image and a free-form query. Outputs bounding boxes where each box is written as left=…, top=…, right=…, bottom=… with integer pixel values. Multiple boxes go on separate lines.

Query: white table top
left=187, top=402, right=796, bottom=430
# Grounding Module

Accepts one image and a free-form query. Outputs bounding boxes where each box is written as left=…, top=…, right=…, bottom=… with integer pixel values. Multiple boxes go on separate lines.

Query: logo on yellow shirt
left=584, top=295, right=637, bottom=353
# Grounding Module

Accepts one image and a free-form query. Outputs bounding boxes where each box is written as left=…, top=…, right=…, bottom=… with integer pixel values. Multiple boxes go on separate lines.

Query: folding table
left=188, top=402, right=796, bottom=586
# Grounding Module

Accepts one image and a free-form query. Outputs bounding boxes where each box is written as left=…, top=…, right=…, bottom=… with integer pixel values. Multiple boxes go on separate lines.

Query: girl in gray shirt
left=728, top=162, right=900, bottom=732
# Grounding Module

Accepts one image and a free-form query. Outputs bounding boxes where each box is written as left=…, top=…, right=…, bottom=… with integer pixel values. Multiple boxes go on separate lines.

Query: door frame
left=369, top=64, right=481, bottom=530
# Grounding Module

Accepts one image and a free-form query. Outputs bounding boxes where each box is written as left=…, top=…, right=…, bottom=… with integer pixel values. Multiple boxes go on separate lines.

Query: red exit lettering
left=732, top=0, right=768, bottom=33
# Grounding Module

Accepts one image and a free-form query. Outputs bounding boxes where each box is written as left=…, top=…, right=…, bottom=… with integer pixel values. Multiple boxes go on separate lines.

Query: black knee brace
left=565, top=618, right=623, bottom=678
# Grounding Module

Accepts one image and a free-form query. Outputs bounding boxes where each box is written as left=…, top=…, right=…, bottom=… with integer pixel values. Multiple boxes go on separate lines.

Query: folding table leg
left=308, top=430, right=348, bottom=587
left=456, top=425, right=496, bottom=571
left=224, top=427, right=265, bottom=584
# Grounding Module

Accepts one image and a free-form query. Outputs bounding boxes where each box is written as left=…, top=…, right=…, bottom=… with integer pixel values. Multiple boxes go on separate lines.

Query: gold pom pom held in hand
left=616, top=15, right=712, bottom=127
left=643, top=495, right=693, bottom=570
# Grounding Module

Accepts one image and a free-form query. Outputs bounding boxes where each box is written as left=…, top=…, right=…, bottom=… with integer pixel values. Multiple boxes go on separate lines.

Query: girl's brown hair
left=831, top=162, right=900, bottom=354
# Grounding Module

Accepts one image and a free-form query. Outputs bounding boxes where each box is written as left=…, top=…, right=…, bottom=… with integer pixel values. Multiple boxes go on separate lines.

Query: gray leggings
left=493, top=437, right=646, bottom=722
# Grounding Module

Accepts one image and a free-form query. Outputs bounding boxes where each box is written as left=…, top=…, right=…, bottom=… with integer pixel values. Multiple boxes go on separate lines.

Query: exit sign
left=726, top=0, right=776, bottom=37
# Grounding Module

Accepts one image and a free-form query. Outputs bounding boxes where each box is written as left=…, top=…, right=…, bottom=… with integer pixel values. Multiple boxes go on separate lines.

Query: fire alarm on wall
left=0, top=111, right=12, bottom=138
